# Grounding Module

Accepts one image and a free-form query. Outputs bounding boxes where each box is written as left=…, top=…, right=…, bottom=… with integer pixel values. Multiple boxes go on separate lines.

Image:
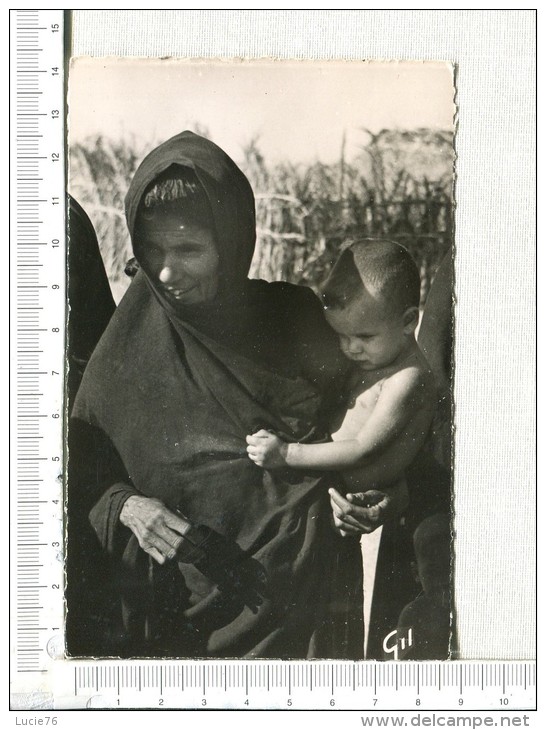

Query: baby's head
left=321, top=239, right=421, bottom=370
left=413, top=513, right=451, bottom=603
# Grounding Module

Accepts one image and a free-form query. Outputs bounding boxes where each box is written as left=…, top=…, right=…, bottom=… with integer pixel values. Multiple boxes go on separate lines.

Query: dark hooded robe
left=65, top=195, right=117, bottom=655
left=69, top=131, right=364, bottom=659
left=66, top=194, right=116, bottom=404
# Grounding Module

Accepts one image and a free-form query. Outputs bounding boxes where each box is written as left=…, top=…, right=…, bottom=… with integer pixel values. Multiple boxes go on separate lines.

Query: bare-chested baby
left=246, top=239, right=436, bottom=535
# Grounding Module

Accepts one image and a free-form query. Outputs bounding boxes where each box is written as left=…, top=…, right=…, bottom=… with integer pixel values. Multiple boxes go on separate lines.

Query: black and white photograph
left=9, top=7, right=536, bottom=717
left=66, top=58, right=455, bottom=662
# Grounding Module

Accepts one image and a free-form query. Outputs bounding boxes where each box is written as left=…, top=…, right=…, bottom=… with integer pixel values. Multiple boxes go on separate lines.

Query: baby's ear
left=402, top=307, right=420, bottom=334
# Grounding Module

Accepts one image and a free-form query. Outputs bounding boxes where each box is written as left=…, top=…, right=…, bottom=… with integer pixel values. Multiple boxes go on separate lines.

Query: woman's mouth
left=163, top=285, right=195, bottom=300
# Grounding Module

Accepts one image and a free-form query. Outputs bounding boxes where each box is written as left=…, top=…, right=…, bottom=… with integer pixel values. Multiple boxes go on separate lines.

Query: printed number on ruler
left=12, top=9, right=65, bottom=686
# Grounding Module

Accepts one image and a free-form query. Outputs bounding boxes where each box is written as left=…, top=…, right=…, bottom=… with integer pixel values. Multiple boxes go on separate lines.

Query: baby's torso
left=330, top=377, right=385, bottom=442
left=330, top=373, right=387, bottom=490
left=329, top=352, right=432, bottom=491
left=330, top=349, right=431, bottom=443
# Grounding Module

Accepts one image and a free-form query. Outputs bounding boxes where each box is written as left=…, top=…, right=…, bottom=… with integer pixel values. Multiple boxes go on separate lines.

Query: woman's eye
left=179, top=244, right=205, bottom=255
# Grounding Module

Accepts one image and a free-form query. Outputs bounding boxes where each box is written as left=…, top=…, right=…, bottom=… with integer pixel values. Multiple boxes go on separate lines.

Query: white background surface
left=70, top=8, right=536, bottom=661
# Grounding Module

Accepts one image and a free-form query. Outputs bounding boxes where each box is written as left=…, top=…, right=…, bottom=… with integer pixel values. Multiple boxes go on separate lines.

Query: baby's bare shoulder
left=383, top=356, right=436, bottom=401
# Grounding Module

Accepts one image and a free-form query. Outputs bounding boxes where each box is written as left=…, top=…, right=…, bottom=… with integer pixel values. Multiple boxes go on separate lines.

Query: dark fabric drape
left=65, top=195, right=118, bottom=655
left=66, top=195, right=116, bottom=404
left=69, top=132, right=363, bottom=659
left=366, top=450, right=451, bottom=659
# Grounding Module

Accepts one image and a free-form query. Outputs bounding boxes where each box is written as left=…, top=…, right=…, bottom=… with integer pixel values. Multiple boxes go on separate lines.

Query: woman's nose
left=159, top=266, right=173, bottom=284
left=158, top=265, right=177, bottom=284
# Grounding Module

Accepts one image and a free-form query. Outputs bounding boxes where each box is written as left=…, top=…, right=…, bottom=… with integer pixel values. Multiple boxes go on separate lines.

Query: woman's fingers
left=152, top=509, right=197, bottom=558
left=146, top=546, right=167, bottom=565
left=329, top=488, right=378, bottom=534
left=154, top=524, right=186, bottom=556
left=328, top=487, right=351, bottom=510
left=135, top=529, right=172, bottom=562
left=334, top=518, right=363, bottom=536
left=331, top=504, right=366, bottom=535
left=163, top=509, right=192, bottom=538
left=333, top=513, right=373, bottom=536
left=330, top=488, right=379, bottom=518
left=339, top=528, right=362, bottom=537
left=329, top=488, right=363, bottom=526
left=120, top=495, right=194, bottom=563
left=347, top=491, right=389, bottom=509
left=330, top=495, right=365, bottom=528
left=347, top=491, right=392, bottom=523
left=330, top=502, right=367, bottom=531
left=133, top=516, right=181, bottom=560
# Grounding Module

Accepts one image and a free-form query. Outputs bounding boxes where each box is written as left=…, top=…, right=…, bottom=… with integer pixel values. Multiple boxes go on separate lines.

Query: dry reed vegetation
left=69, top=129, right=453, bottom=303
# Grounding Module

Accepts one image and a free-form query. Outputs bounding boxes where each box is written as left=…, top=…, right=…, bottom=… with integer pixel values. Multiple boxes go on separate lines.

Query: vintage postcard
left=66, top=58, right=455, bottom=663
left=10, top=8, right=536, bottom=717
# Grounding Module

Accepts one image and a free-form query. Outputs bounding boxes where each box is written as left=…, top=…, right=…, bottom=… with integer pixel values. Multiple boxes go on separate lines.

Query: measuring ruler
left=50, top=660, right=535, bottom=710
left=10, top=7, right=66, bottom=697
left=9, top=9, right=536, bottom=713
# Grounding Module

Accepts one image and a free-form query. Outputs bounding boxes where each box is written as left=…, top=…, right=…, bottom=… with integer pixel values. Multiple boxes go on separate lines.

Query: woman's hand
left=246, top=429, right=288, bottom=469
left=328, top=488, right=395, bottom=537
left=119, top=495, right=192, bottom=564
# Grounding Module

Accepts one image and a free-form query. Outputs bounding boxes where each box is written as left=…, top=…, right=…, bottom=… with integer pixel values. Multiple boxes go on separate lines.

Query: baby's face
left=325, top=292, right=414, bottom=371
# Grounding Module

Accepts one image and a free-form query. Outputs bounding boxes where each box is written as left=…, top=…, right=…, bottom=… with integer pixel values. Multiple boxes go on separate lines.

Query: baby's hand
left=246, top=429, right=288, bottom=469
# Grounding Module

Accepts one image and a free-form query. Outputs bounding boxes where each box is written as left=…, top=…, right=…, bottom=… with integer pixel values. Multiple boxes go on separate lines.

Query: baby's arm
left=247, top=366, right=434, bottom=472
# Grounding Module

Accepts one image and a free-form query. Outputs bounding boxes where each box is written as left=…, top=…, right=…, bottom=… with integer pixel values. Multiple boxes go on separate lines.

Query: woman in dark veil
left=68, top=132, right=364, bottom=659
left=65, top=194, right=117, bottom=654
left=66, top=195, right=116, bottom=403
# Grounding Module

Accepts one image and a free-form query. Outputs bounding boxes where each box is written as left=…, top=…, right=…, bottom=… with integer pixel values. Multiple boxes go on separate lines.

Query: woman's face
left=135, top=207, right=220, bottom=306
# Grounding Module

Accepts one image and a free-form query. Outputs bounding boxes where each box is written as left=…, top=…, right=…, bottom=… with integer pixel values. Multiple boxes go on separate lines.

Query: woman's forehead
left=138, top=208, right=210, bottom=231
left=136, top=199, right=216, bottom=237
left=135, top=220, right=217, bottom=258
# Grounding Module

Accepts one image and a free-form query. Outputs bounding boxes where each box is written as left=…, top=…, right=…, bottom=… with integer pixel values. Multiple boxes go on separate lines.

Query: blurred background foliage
left=69, top=128, right=454, bottom=304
